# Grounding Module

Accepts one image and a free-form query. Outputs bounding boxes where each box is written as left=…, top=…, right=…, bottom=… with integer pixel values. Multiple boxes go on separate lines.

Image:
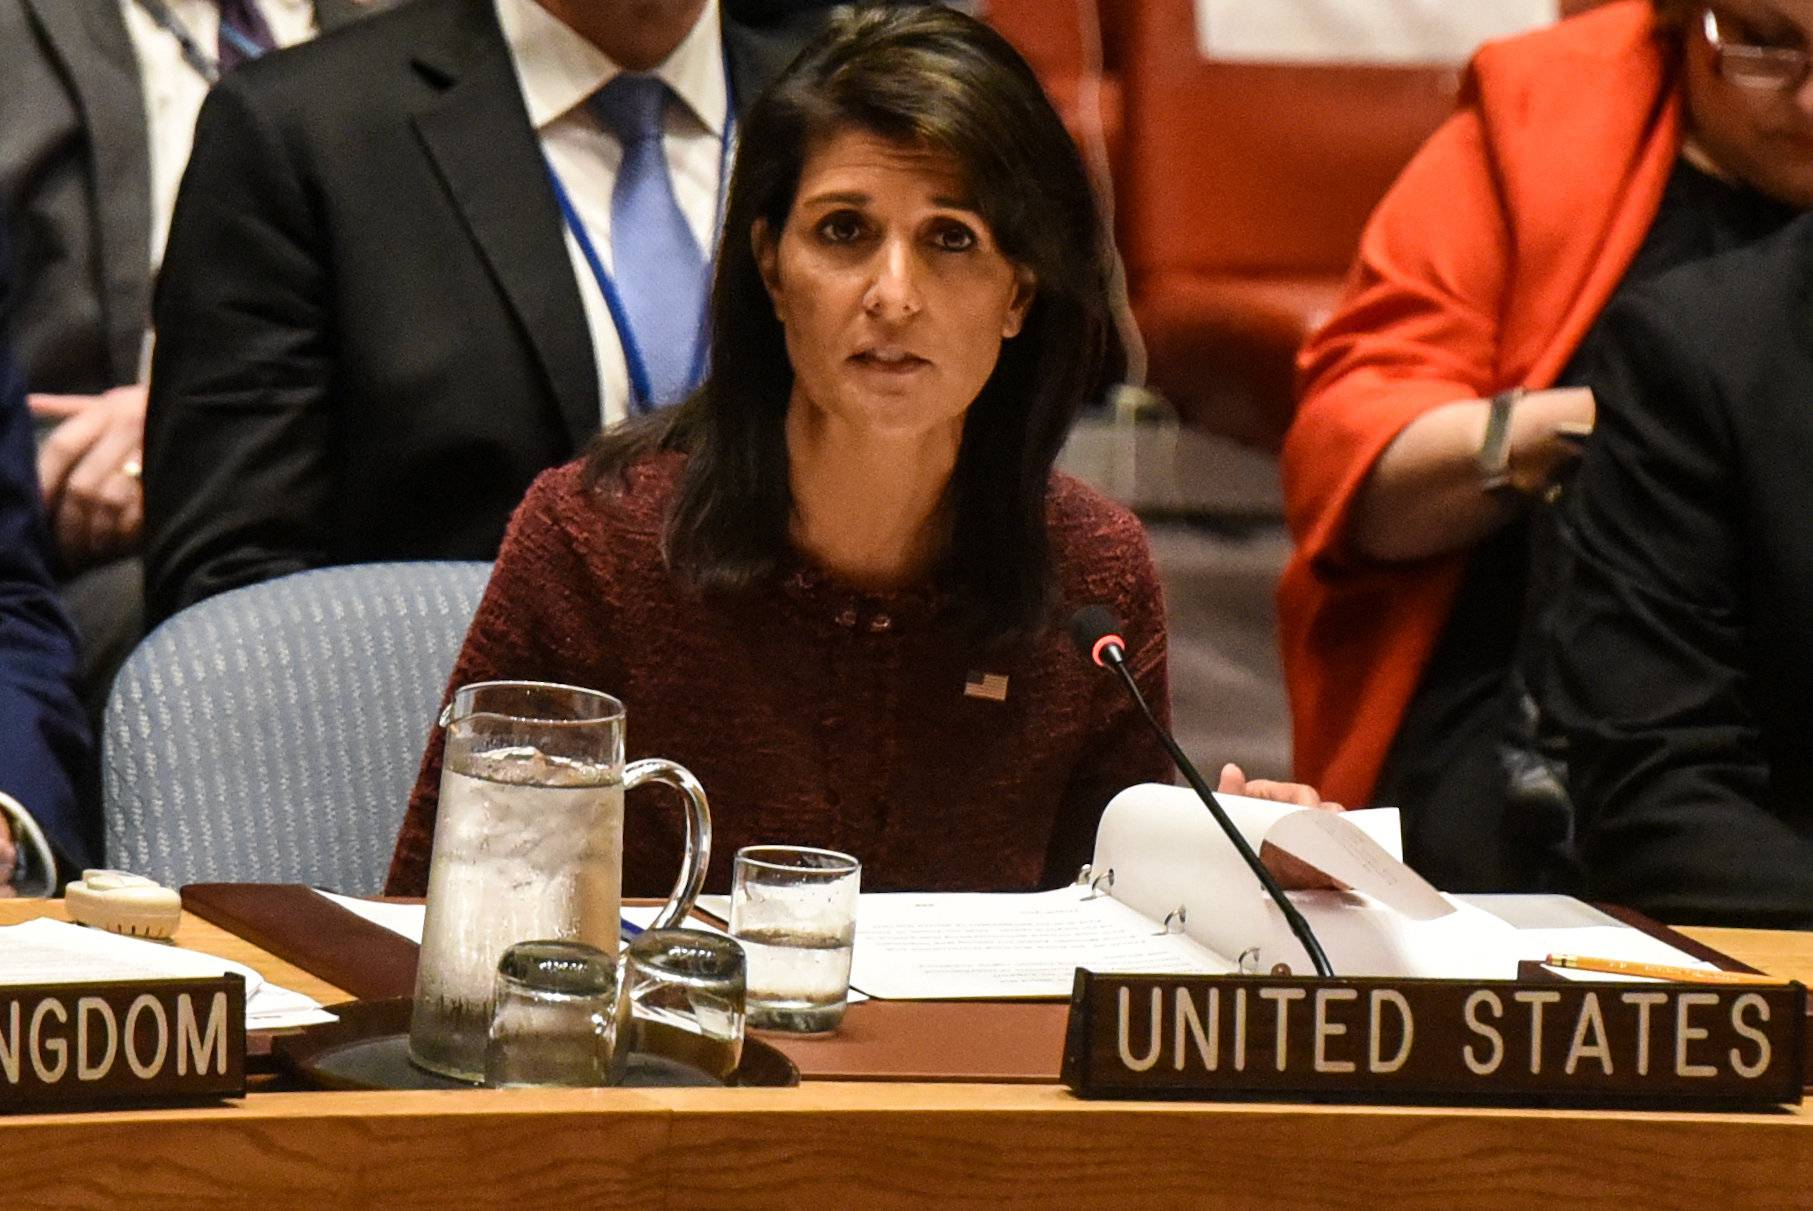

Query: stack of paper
left=847, top=889, right=1230, bottom=1000
left=0, top=919, right=336, bottom=1029
left=841, top=789, right=1720, bottom=999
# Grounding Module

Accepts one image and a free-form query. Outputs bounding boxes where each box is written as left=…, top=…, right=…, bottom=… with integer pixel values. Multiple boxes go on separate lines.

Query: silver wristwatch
left=1477, top=387, right=1526, bottom=495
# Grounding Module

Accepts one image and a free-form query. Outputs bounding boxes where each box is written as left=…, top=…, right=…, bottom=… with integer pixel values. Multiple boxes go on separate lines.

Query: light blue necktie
left=589, top=74, right=709, bottom=410
left=216, top=0, right=276, bottom=74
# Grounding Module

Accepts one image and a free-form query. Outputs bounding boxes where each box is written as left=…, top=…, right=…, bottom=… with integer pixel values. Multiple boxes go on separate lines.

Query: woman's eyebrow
left=796, top=189, right=982, bottom=214
left=798, top=190, right=871, bottom=208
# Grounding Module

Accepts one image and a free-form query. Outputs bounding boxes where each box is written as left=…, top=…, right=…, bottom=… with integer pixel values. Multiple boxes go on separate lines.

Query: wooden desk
left=1684, top=924, right=1813, bottom=984
left=3, top=904, right=1811, bottom=1211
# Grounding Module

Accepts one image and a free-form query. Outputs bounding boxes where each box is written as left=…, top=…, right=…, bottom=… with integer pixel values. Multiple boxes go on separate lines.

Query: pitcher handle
left=623, top=758, right=711, bottom=930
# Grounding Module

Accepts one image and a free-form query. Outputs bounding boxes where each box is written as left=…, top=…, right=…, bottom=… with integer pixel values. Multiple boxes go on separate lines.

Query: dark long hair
left=586, top=3, right=1118, bottom=645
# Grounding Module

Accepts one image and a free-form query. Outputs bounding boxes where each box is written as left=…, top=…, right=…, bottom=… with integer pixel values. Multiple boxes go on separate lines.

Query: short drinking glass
left=0, top=798, right=57, bottom=900
left=729, top=845, right=860, bottom=1033
left=483, top=940, right=624, bottom=1088
left=622, top=929, right=745, bottom=1082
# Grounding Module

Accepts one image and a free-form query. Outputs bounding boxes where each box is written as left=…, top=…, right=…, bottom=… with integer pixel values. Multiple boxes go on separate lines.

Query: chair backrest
left=981, top=0, right=1126, bottom=175
left=1117, top=0, right=1464, bottom=282
left=103, top=561, right=492, bottom=893
left=981, top=0, right=1093, bottom=84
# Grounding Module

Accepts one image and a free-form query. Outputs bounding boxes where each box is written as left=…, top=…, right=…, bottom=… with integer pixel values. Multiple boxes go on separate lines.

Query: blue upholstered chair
left=102, top=561, right=492, bottom=893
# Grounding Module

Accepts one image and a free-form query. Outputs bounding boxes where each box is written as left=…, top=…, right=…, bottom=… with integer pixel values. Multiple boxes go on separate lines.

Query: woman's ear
left=1001, top=267, right=1036, bottom=339
left=752, top=218, right=784, bottom=320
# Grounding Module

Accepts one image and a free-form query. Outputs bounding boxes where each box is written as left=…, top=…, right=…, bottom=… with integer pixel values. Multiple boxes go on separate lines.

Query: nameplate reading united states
left=1062, top=971, right=1804, bottom=1108
left=0, top=976, right=246, bottom=1112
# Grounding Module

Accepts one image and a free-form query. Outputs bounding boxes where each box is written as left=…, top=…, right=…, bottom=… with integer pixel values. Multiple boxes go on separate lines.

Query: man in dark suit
left=3, top=0, right=377, bottom=405
left=143, top=0, right=833, bottom=624
left=0, top=226, right=92, bottom=880
left=3, top=0, right=384, bottom=715
left=1536, top=210, right=1813, bottom=928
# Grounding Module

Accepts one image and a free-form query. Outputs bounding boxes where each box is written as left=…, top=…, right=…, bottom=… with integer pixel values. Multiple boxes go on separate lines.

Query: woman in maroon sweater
left=388, top=7, right=1310, bottom=898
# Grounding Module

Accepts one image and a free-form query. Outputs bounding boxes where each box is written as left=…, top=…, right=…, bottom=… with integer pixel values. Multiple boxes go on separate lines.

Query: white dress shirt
left=494, top=0, right=731, bottom=427
left=120, top=0, right=319, bottom=273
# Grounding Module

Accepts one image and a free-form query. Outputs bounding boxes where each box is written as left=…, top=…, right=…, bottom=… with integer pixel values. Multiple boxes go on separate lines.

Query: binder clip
left=1076, top=866, right=1114, bottom=900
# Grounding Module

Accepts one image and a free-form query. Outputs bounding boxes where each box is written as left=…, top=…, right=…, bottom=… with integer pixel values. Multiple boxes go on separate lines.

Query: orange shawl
left=1279, top=1, right=1682, bottom=807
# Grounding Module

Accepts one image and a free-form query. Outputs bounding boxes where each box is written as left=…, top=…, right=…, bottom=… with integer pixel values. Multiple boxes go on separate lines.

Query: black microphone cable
left=1068, top=604, right=1335, bottom=978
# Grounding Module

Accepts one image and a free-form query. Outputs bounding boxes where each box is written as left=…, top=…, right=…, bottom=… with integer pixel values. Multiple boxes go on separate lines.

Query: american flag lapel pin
left=964, top=670, right=1009, bottom=701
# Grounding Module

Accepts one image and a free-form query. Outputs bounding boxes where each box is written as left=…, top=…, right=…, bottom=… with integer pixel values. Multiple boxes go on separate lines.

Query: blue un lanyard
left=546, top=75, right=735, bottom=414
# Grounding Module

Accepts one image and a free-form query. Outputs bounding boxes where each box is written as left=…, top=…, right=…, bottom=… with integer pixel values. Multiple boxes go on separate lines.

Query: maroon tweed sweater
left=386, top=454, right=1172, bottom=897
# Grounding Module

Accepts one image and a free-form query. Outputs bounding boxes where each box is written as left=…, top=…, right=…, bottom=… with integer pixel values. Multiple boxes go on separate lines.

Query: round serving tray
left=272, top=998, right=799, bottom=1091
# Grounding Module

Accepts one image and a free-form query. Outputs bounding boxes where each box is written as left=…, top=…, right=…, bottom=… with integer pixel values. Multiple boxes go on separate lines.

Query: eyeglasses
left=1703, top=8, right=1812, bottom=91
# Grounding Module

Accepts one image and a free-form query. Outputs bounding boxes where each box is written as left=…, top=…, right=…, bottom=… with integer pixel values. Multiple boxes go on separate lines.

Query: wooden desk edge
left=2, top=1080, right=1808, bottom=1129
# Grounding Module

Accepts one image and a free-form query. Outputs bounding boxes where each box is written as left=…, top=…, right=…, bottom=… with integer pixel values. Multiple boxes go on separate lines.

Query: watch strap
left=1477, top=387, right=1525, bottom=493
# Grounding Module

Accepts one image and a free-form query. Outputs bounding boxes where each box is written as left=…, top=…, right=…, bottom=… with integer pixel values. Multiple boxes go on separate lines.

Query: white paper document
left=317, top=890, right=426, bottom=943
left=620, top=903, right=740, bottom=937
left=838, top=887, right=1718, bottom=1000
left=833, top=786, right=1720, bottom=999
left=0, top=919, right=336, bottom=1029
left=316, top=891, right=734, bottom=945
left=1454, top=894, right=1717, bottom=978
left=848, top=888, right=1232, bottom=1000
left=309, top=892, right=852, bottom=996
left=1092, top=785, right=1467, bottom=975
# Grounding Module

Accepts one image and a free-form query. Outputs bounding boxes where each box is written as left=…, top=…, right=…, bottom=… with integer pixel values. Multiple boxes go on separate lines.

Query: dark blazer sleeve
left=143, top=73, right=335, bottom=626
left=1537, top=280, right=1813, bottom=926
left=0, top=233, right=91, bottom=867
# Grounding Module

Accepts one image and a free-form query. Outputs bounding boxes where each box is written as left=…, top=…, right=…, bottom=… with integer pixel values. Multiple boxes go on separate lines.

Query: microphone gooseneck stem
left=1102, top=654, right=1336, bottom=979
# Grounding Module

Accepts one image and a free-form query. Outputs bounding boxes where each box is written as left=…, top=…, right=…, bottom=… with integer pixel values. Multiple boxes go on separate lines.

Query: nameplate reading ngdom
left=1061, top=971, right=1805, bottom=1108
left=0, top=976, right=246, bottom=1112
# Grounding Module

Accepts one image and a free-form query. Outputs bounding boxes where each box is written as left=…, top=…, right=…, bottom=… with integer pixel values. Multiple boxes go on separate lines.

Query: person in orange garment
left=1279, top=0, right=1813, bottom=890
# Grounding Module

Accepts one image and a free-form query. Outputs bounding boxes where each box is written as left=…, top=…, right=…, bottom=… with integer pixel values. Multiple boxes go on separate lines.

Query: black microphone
left=1068, top=604, right=1335, bottom=979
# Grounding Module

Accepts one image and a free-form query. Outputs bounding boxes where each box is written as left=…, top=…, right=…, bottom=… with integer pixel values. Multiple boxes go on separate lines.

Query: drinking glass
left=484, top=940, right=625, bottom=1088
left=0, top=793, right=57, bottom=899
left=621, top=929, right=745, bottom=1082
left=729, top=845, right=860, bottom=1033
